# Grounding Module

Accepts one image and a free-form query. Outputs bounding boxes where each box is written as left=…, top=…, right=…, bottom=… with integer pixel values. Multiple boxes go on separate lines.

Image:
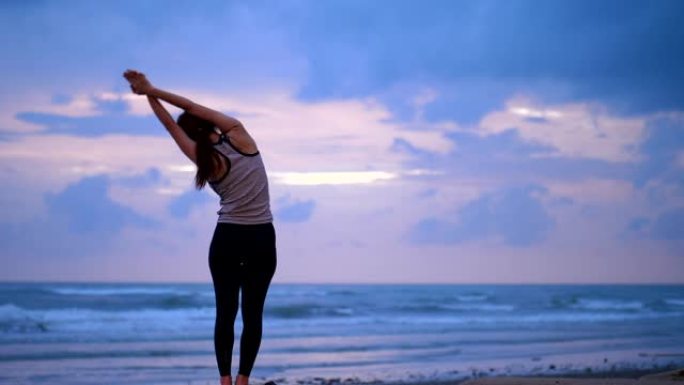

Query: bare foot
left=220, top=375, right=232, bottom=385
left=236, top=374, right=249, bottom=385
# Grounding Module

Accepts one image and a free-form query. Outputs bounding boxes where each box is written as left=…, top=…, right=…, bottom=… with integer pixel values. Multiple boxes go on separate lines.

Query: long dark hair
left=176, top=111, right=220, bottom=190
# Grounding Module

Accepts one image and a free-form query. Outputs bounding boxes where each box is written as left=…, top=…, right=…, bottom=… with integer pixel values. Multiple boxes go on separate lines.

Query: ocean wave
left=0, top=303, right=49, bottom=333
left=396, top=301, right=514, bottom=313
left=441, top=303, right=515, bottom=312
left=384, top=309, right=683, bottom=326
left=3, top=304, right=683, bottom=345
left=327, top=289, right=359, bottom=297
left=0, top=302, right=215, bottom=340
left=267, top=304, right=354, bottom=319
left=665, top=298, right=684, bottom=307
left=569, top=298, right=645, bottom=311
left=397, top=304, right=452, bottom=313
left=268, top=288, right=330, bottom=298
left=456, top=294, right=489, bottom=302
left=12, top=287, right=213, bottom=311
left=0, top=345, right=211, bottom=363
left=48, top=287, right=196, bottom=296
left=3, top=284, right=683, bottom=348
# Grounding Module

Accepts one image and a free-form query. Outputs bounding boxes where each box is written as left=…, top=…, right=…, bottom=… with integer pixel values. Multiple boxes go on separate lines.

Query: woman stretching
left=123, top=70, right=277, bottom=385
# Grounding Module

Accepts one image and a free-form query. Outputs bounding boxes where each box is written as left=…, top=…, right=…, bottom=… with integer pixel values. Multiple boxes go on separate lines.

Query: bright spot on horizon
left=271, top=171, right=398, bottom=185
left=509, top=107, right=562, bottom=119
left=167, top=165, right=196, bottom=173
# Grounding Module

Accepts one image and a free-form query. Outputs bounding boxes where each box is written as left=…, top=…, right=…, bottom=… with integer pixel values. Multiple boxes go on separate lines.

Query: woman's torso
left=208, top=132, right=273, bottom=225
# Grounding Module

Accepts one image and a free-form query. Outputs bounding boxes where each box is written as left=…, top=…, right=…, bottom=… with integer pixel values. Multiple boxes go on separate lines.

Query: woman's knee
left=241, top=319, right=263, bottom=338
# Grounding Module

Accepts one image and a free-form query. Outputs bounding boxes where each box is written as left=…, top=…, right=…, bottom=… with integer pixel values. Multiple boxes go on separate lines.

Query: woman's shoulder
left=223, top=131, right=259, bottom=156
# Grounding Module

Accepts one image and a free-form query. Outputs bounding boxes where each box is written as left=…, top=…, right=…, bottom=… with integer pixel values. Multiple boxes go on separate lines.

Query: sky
left=1, top=0, right=683, bottom=284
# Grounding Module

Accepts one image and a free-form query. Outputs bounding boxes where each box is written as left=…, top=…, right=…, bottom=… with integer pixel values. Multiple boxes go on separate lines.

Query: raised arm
left=123, top=69, right=243, bottom=135
left=146, top=95, right=198, bottom=164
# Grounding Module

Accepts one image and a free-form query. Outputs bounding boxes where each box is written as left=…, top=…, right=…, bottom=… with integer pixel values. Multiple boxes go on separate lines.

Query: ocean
left=1, top=282, right=683, bottom=385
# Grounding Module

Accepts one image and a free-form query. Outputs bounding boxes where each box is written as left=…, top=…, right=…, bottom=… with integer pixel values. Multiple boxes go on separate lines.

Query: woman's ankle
left=220, top=375, right=232, bottom=385
left=236, top=374, right=249, bottom=385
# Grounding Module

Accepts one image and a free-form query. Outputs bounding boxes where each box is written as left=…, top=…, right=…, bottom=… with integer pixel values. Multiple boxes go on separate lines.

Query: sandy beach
left=459, top=367, right=684, bottom=385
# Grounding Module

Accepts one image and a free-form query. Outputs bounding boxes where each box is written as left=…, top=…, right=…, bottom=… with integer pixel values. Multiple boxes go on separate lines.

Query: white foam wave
left=0, top=303, right=30, bottom=319
left=665, top=298, right=684, bottom=307
left=442, top=303, right=515, bottom=312
left=0, top=302, right=217, bottom=340
left=334, top=307, right=354, bottom=315
left=456, top=294, right=489, bottom=302
left=387, top=310, right=679, bottom=326
left=49, top=287, right=195, bottom=296
left=571, top=298, right=644, bottom=310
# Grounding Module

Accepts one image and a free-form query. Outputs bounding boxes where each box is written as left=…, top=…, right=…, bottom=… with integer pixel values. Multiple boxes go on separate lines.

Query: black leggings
left=208, top=222, right=277, bottom=377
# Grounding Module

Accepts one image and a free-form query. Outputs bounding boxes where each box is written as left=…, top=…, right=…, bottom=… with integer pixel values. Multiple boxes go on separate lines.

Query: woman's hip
left=209, top=222, right=276, bottom=263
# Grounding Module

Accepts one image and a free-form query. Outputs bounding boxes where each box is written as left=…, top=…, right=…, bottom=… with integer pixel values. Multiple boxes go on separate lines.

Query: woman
left=123, top=70, right=277, bottom=385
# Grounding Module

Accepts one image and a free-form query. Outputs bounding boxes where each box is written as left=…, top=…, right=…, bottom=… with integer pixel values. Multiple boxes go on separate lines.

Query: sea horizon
left=3, top=280, right=683, bottom=285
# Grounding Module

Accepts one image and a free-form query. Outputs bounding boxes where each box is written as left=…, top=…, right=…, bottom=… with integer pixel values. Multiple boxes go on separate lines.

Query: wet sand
left=458, top=367, right=684, bottom=385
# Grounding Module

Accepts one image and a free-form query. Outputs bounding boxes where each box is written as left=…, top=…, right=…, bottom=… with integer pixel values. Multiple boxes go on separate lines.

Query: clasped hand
left=123, top=69, right=153, bottom=95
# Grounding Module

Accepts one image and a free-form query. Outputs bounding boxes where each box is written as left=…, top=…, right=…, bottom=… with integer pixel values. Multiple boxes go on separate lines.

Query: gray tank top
left=208, top=133, right=273, bottom=224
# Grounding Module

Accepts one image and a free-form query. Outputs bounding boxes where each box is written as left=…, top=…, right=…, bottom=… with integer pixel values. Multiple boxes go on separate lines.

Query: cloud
left=625, top=217, right=650, bottom=234
left=632, top=113, right=684, bottom=189
left=271, top=171, right=398, bottom=186
left=168, top=189, right=214, bottom=219
left=544, top=178, right=634, bottom=206
left=4, top=1, right=683, bottom=134
left=651, top=208, right=684, bottom=241
left=0, top=133, right=197, bottom=198
left=0, top=1, right=304, bottom=93
left=45, top=174, right=156, bottom=234
left=283, top=1, right=684, bottom=120
left=477, top=95, right=647, bottom=163
left=15, top=111, right=160, bottom=137
left=393, top=126, right=553, bottom=178
left=623, top=207, right=684, bottom=241
left=0, top=174, right=157, bottom=259
left=392, top=95, right=656, bottom=183
left=274, top=194, right=316, bottom=223
left=432, top=128, right=622, bottom=181
left=390, top=137, right=440, bottom=167
left=408, top=184, right=554, bottom=247
left=3, top=84, right=452, bottom=178
left=116, top=167, right=164, bottom=188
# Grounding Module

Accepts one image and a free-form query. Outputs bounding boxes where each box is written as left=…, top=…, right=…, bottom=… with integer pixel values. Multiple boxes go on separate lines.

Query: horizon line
left=0, top=279, right=682, bottom=286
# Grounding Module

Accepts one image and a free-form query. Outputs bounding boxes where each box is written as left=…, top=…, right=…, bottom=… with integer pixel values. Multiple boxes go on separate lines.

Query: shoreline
left=270, top=360, right=684, bottom=385
left=458, top=366, right=684, bottom=385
